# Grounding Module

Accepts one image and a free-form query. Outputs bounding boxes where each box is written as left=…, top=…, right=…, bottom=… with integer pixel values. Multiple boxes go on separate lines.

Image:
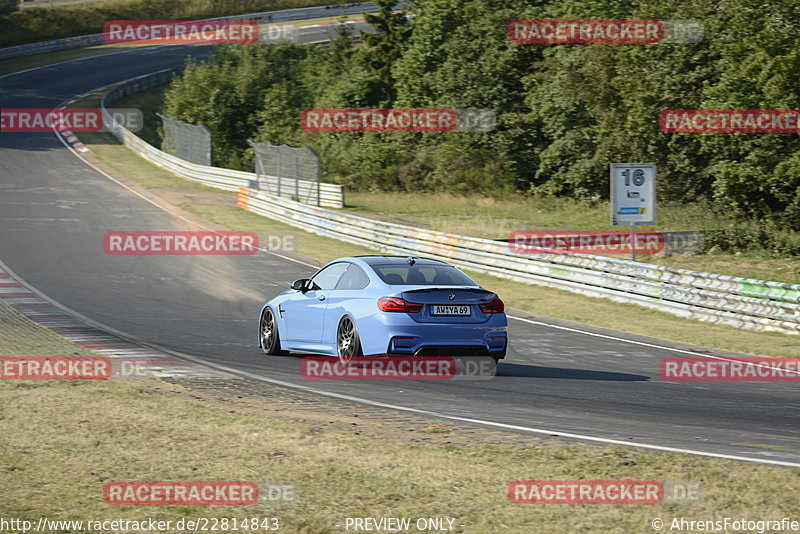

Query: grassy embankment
left=1, top=297, right=798, bottom=533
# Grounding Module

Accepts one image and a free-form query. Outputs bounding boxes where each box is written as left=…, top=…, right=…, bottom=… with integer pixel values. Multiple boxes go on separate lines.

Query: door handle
left=317, top=295, right=326, bottom=301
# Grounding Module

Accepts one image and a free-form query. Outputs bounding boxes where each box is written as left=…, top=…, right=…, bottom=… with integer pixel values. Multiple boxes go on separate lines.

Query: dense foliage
left=0, top=0, right=17, bottom=18
left=161, top=0, right=800, bottom=230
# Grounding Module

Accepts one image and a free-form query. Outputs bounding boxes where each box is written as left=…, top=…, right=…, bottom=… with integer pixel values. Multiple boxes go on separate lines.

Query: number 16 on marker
left=610, top=163, right=656, bottom=226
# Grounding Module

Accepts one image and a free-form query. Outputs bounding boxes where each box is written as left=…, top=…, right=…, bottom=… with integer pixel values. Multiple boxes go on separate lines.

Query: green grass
left=344, top=192, right=800, bottom=283
left=1, top=378, right=798, bottom=534
left=0, top=298, right=97, bottom=357
left=344, top=191, right=719, bottom=235
left=113, top=85, right=165, bottom=147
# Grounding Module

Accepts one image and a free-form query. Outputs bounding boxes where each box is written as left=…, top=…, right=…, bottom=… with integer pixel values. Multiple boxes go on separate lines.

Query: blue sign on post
left=618, top=207, right=641, bottom=215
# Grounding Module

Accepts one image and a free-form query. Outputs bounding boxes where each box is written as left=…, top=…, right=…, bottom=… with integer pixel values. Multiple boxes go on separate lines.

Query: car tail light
left=378, top=297, right=424, bottom=313
left=479, top=298, right=505, bottom=313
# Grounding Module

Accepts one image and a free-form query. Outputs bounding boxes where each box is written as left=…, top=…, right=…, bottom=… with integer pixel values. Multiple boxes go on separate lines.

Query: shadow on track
left=496, top=362, right=649, bottom=381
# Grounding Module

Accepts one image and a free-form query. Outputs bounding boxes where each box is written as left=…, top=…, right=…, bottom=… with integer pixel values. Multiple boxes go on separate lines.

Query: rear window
left=370, top=263, right=478, bottom=286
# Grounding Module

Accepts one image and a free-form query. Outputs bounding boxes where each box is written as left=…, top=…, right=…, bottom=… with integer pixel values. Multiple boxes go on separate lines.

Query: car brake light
left=479, top=298, right=505, bottom=313
left=378, top=297, right=424, bottom=313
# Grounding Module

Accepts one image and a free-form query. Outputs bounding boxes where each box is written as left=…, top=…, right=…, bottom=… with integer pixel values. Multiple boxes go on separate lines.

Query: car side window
left=335, top=264, right=370, bottom=290
left=308, top=262, right=349, bottom=291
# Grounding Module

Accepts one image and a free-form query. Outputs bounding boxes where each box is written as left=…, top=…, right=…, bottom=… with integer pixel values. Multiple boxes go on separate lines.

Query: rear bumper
left=413, top=345, right=494, bottom=357
left=380, top=321, right=508, bottom=359
left=355, top=312, right=508, bottom=358
left=389, top=341, right=506, bottom=359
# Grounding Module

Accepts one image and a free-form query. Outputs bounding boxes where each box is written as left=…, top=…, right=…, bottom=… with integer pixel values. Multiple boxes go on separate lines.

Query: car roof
left=348, top=255, right=449, bottom=266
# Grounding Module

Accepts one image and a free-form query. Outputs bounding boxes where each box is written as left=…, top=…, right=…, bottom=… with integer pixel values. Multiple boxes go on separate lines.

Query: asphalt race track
left=1, top=36, right=798, bottom=467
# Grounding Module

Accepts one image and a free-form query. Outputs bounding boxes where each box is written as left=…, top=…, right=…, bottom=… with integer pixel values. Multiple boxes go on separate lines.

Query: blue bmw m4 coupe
left=258, top=256, right=508, bottom=364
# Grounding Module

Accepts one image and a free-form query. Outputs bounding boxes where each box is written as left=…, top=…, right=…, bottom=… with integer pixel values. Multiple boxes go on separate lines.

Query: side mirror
left=291, top=279, right=309, bottom=291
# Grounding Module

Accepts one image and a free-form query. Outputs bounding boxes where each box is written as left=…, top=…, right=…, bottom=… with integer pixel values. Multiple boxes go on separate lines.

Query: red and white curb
left=52, top=103, right=90, bottom=153
left=58, top=127, right=89, bottom=152
left=0, top=268, right=230, bottom=379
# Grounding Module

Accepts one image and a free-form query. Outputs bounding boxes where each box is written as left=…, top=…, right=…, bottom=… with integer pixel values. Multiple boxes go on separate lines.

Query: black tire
left=337, top=315, right=362, bottom=364
left=260, top=308, right=286, bottom=355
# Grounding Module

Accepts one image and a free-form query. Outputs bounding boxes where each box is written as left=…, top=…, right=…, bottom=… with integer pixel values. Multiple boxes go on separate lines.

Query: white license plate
left=431, top=305, right=471, bottom=316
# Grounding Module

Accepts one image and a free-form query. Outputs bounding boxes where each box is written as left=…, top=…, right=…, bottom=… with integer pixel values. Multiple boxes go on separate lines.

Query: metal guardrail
left=236, top=187, right=800, bottom=335
left=0, top=2, right=380, bottom=60
left=101, top=69, right=345, bottom=208
left=49, top=4, right=799, bottom=335
left=101, top=75, right=800, bottom=334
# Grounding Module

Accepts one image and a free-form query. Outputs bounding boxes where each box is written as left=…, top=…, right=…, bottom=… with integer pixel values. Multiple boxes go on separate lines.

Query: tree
left=358, top=0, right=411, bottom=105
left=0, top=0, right=18, bottom=17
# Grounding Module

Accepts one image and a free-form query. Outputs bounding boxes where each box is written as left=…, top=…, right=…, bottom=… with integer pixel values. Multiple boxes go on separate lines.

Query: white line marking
left=508, top=315, right=799, bottom=374
left=0, top=45, right=165, bottom=81
left=1, top=258, right=797, bottom=468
